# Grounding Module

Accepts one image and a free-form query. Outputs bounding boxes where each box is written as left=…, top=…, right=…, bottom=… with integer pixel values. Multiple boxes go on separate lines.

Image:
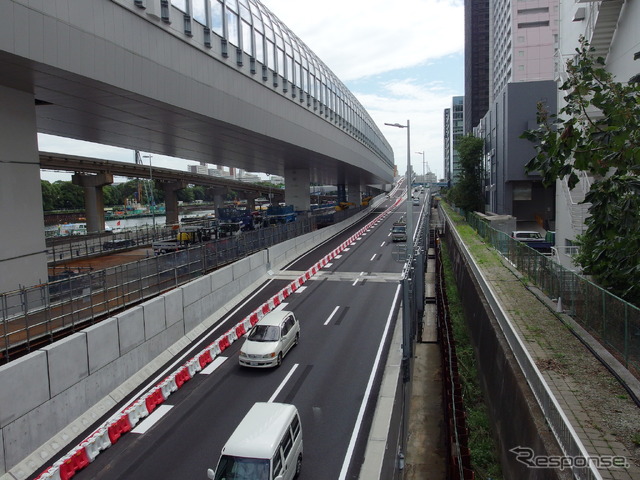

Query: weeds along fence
left=464, top=211, right=640, bottom=374
left=0, top=218, right=318, bottom=363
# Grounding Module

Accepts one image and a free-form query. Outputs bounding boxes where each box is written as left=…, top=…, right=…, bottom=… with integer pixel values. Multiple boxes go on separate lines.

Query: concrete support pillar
left=0, top=86, right=48, bottom=293
left=284, top=167, right=310, bottom=211
left=162, top=180, right=188, bottom=225
left=244, top=192, right=260, bottom=211
left=347, top=182, right=362, bottom=206
left=212, top=188, right=228, bottom=214
left=337, top=184, right=347, bottom=204
left=72, top=172, right=114, bottom=233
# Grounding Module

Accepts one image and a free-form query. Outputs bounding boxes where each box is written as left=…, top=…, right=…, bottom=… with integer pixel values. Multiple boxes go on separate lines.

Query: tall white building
left=187, top=162, right=209, bottom=175
left=490, top=0, right=559, bottom=101
left=552, top=0, right=639, bottom=269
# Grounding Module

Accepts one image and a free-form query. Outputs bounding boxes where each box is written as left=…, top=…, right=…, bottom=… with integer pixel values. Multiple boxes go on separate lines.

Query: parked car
left=239, top=310, right=300, bottom=368
left=103, top=239, right=135, bottom=250
left=511, top=230, right=554, bottom=254
left=511, top=231, right=544, bottom=242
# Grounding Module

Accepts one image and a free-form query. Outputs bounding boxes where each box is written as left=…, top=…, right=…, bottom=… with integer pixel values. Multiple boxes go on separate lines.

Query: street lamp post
left=415, top=151, right=425, bottom=185
left=385, top=120, right=414, bottom=382
left=384, top=120, right=412, bottom=256
left=142, top=154, right=156, bottom=234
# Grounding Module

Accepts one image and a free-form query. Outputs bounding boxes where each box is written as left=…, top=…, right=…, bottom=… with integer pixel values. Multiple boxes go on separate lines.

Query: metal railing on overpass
left=0, top=208, right=366, bottom=363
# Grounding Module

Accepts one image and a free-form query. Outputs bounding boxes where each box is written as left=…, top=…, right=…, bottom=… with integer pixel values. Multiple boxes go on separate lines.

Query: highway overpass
left=0, top=0, right=395, bottom=294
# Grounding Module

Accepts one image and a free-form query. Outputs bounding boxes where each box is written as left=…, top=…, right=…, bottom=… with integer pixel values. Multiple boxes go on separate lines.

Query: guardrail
left=441, top=205, right=602, bottom=480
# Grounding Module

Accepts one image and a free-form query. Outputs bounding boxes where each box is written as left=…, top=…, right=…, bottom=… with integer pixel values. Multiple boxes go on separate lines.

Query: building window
left=517, top=7, right=549, bottom=14
left=518, top=21, right=550, bottom=28
left=192, top=0, right=206, bottom=25
left=226, top=9, right=239, bottom=46
left=210, top=1, right=223, bottom=36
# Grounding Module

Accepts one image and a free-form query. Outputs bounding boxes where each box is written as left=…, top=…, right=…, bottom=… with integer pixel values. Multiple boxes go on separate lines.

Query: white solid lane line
left=338, top=283, right=402, bottom=480
left=268, top=364, right=299, bottom=403
left=370, top=254, right=376, bottom=261
left=324, top=306, right=340, bottom=326
left=132, top=405, right=173, bottom=434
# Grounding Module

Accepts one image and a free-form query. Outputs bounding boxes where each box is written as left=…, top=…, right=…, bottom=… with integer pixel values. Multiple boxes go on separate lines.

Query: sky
left=40, top=0, right=465, bottom=183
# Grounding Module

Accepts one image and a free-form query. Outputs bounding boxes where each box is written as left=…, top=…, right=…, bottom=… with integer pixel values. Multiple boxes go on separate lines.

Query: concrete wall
left=0, top=206, right=373, bottom=476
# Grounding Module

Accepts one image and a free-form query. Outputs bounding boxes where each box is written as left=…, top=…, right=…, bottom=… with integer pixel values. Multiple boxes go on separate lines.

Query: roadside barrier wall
left=0, top=204, right=376, bottom=478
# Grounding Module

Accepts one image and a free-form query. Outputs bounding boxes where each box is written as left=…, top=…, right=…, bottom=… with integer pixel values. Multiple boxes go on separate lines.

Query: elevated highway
left=1, top=0, right=395, bottom=294
left=39, top=151, right=286, bottom=204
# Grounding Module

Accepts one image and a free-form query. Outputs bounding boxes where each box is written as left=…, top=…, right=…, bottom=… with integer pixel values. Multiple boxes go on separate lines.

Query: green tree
left=177, top=187, right=195, bottom=203
left=192, top=185, right=205, bottom=201
left=103, top=184, right=123, bottom=207
left=521, top=36, right=640, bottom=304
left=449, top=135, right=485, bottom=213
left=55, top=181, right=84, bottom=210
left=41, top=180, right=60, bottom=211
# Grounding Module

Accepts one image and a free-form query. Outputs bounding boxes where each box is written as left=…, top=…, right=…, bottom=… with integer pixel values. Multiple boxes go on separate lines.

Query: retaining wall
left=0, top=207, right=372, bottom=477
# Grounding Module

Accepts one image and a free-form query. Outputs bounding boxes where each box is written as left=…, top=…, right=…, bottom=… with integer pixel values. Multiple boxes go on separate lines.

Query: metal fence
left=464, top=211, right=640, bottom=374
left=46, top=225, right=179, bottom=265
left=0, top=217, right=321, bottom=363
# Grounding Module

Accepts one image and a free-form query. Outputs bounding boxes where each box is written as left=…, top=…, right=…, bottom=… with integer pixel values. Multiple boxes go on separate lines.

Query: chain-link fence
left=465, top=211, right=640, bottom=373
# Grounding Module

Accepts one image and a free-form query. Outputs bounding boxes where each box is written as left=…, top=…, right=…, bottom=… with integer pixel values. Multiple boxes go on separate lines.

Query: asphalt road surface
left=56, top=188, right=419, bottom=480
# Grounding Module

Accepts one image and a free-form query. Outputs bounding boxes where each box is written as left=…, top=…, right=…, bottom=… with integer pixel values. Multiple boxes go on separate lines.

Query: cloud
left=262, top=0, right=464, bottom=82
left=355, top=74, right=460, bottom=180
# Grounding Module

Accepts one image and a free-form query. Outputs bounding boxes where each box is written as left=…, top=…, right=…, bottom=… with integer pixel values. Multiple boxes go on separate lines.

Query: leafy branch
left=521, top=36, right=640, bottom=305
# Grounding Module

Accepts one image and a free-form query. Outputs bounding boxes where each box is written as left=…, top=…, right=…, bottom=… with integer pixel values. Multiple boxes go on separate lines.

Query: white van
left=208, top=402, right=303, bottom=480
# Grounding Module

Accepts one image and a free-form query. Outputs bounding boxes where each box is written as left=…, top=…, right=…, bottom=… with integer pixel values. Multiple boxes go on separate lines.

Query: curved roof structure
left=171, top=0, right=394, bottom=170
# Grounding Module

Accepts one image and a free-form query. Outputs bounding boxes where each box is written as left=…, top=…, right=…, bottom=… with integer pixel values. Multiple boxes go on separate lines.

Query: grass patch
left=442, top=242, right=503, bottom=480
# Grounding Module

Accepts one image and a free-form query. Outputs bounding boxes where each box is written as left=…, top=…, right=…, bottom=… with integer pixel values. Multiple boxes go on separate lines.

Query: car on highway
left=208, top=402, right=303, bottom=480
left=239, top=310, right=300, bottom=368
left=391, top=222, right=407, bottom=242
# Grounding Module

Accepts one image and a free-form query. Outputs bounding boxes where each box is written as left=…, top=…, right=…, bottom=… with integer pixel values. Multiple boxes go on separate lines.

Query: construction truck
left=218, top=205, right=262, bottom=232
left=266, top=205, right=297, bottom=224
left=152, top=225, right=215, bottom=254
left=335, top=202, right=355, bottom=211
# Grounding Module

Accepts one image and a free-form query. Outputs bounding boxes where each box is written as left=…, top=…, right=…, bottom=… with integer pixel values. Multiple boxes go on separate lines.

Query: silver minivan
left=239, top=310, right=300, bottom=368
left=208, top=402, right=303, bottom=480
